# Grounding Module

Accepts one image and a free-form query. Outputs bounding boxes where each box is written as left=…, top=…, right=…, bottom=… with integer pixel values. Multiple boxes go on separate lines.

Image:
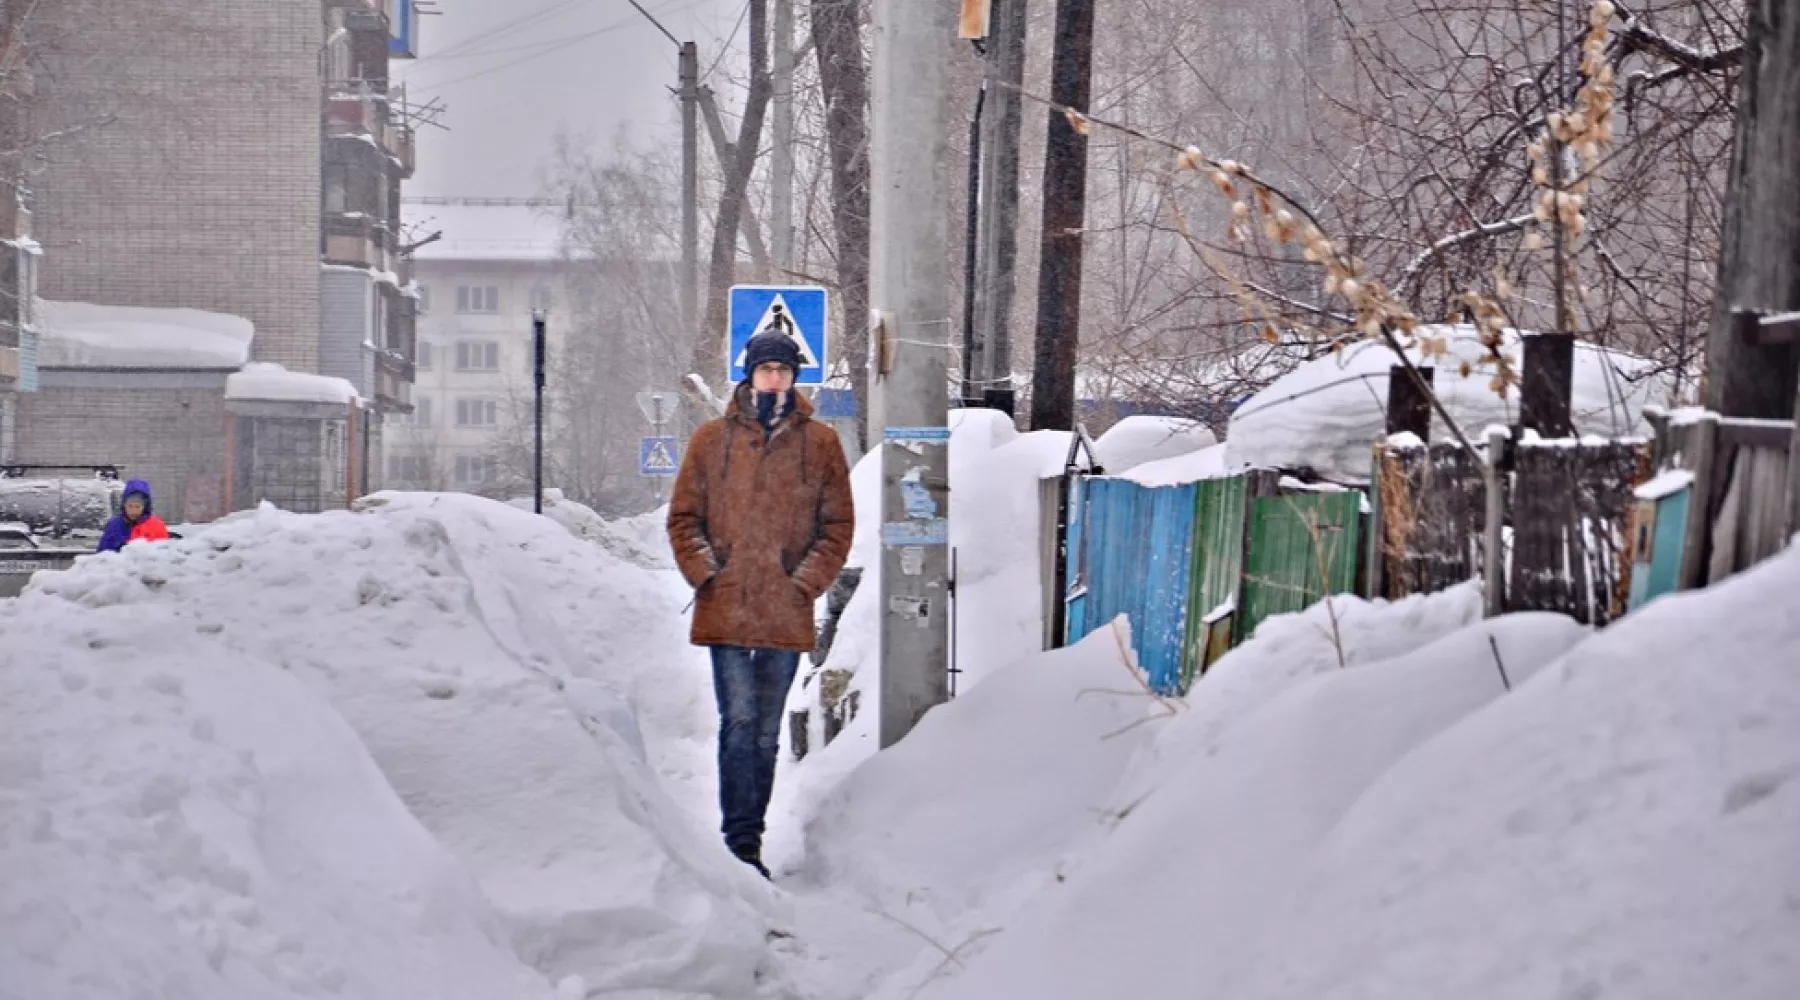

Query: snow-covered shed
left=8, top=300, right=257, bottom=523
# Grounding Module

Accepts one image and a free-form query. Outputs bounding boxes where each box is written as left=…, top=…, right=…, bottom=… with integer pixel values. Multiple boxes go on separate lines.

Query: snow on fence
left=1052, top=433, right=1656, bottom=693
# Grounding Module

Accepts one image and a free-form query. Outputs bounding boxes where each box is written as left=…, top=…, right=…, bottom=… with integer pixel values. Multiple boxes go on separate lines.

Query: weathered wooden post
left=1385, top=364, right=1434, bottom=439
left=1484, top=426, right=1508, bottom=617
left=1519, top=333, right=1576, bottom=439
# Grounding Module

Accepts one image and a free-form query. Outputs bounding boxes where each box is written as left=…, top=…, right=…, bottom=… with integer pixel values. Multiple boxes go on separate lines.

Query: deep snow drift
left=2, top=494, right=780, bottom=999
left=801, top=547, right=1800, bottom=1000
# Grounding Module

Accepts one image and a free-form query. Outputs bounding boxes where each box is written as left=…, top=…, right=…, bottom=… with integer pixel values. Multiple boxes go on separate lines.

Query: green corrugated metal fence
left=1237, top=492, right=1364, bottom=643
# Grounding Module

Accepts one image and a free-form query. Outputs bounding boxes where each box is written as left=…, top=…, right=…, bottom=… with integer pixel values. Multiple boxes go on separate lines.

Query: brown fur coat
left=667, top=385, right=855, bottom=652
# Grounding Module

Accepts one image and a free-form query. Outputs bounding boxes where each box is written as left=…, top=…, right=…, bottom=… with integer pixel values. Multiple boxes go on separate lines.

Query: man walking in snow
left=97, top=479, right=171, bottom=553
left=667, top=329, right=855, bottom=879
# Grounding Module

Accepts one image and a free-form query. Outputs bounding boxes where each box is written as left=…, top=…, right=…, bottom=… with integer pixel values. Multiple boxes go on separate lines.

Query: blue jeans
left=711, top=645, right=802, bottom=852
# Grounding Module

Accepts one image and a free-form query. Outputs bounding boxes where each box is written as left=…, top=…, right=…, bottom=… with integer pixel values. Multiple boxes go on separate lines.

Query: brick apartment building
left=2, top=0, right=422, bottom=521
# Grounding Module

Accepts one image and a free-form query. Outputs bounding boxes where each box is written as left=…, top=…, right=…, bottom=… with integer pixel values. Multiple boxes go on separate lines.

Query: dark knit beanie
left=743, top=330, right=802, bottom=375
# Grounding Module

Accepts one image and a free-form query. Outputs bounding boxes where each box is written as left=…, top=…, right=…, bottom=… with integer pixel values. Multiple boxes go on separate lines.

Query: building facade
left=4, top=0, right=421, bottom=519
left=390, top=203, right=565, bottom=494
left=28, top=0, right=325, bottom=372
left=321, top=0, right=421, bottom=497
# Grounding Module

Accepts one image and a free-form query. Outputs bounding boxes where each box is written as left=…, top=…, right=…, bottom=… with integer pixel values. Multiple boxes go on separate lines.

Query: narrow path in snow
left=442, top=516, right=927, bottom=999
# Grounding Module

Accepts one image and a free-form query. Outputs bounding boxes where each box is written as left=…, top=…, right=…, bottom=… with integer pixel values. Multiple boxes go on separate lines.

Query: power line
left=425, top=0, right=585, bottom=61
left=407, top=0, right=708, bottom=92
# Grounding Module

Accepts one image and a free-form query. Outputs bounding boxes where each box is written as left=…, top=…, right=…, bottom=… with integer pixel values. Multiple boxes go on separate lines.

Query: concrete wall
left=10, top=372, right=232, bottom=524
left=29, top=0, right=324, bottom=372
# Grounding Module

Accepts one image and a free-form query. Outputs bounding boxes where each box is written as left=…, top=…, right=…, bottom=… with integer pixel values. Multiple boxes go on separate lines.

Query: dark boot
left=730, top=841, right=771, bottom=880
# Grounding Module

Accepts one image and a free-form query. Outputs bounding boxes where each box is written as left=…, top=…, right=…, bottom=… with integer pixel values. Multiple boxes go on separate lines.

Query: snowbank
left=1226, top=326, right=1668, bottom=481
left=802, top=621, right=1152, bottom=916
left=506, top=489, right=671, bottom=570
left=12, top=493, right=779, bottom=994
left=36, top=299, right=256, bottom=370
left=226, top=363, right=359, bottom=406
left=1093, top=415, right=1217, bottom=473
left=862, top=544, right=1800, bottom=1000
left=0, top=606, right=555, bottom=999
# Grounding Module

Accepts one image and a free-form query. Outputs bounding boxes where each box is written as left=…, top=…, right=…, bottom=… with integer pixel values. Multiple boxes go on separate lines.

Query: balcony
left=322, top=213, right=390, bottom=271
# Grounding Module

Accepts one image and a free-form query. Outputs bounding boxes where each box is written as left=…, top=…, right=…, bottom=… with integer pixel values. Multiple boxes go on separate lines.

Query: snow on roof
left=1225, top=325, right=1672, bottom=483
left=1122, top=443, right=1239, bottom=487
left=404, top=203, right=565, bottom=262
left=226, top=363, right=359, bottom=406
left=1094, top=415, right=1219, bottom=474
left=36, top=299, right=255, bottom=370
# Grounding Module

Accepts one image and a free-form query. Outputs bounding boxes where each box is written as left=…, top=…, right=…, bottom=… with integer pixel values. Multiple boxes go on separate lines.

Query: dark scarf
left=754, top=389, right=795, bottom=431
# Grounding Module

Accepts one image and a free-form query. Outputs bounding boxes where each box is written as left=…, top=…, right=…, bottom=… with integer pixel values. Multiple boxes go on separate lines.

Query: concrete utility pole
left=680, top=41, right=700, bottom=358
left=973, top=0, right=1026, bottom=416
left=869, top=0, right=952, bottom=749
left=1028, top=0, right=1095, bottom=431
left=770, top=0, right=796, bottom=275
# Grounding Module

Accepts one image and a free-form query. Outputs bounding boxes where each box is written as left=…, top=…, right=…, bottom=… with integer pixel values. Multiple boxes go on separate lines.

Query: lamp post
left=532, top=308, right=547, bottom=513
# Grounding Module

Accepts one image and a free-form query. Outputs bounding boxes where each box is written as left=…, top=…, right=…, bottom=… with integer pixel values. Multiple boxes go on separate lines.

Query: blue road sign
left=728, top=285, right=829, bottom=386
left=640, top=436, right=680, bottom=478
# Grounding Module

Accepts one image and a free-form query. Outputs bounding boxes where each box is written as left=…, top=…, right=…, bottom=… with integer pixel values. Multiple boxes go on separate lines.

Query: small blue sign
left=728, top=285, right=829, bottom=387
left=640, top=436, right=680, bottom=478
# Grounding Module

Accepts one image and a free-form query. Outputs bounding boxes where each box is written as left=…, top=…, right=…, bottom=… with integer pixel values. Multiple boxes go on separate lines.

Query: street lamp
left=532, top=308, right=547, bottom=514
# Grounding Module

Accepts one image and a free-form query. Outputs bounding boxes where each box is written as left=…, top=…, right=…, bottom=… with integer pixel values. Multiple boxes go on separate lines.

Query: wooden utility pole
left=974, top=0, right=1026, bottom=416
left=870, top=0, right=952, bottom=748
left=1704, top=0, right=1800, bottom=422
left=1028, top=0, right=1095, bottom=430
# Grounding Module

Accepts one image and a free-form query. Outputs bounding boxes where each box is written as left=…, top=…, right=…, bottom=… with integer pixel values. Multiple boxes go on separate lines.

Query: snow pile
left=1226, top=326, right=1669, bottom=481
left=823, top=414, right=1070, bottom=703
left=801, top=619, right=1155, bottom=923
left=1120, top=441, right=1240, bottom=486
left=0, top=607, right=556, bottom=999
left=1093, top=415, right=1218, bottom=473
left=506, top=489, right=670, bottom=570
left=10, top=493, right=779, bottom=995
left=226, top=363, right=359, bottom=406
left=36, top=299, right=255, bottom=370
left=838, top=544, right=1800, bottom=1000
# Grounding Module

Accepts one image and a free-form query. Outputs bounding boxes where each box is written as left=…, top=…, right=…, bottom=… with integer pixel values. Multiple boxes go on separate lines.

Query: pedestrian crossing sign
left=728, top=285, right=829, bottom=386
left=640, top=436, right=680, bottom=478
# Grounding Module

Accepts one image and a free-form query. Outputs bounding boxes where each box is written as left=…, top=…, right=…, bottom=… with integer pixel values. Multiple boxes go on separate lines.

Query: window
left=415, top=341, right=433, bottom=370
left=456, top=285, right=499, bottom=314
left=455, top=398, right=498, bottom=427
left=323, top=164, right=349, bottom=214
left=455, top=341, right=500, bottom=372
left=454, top=455, right=494, bottom=485
left=388, top=455, right=430, bottom=482
left=529, top=285, right=554, bottom=311
left=395, top=396, right=432, bottom=427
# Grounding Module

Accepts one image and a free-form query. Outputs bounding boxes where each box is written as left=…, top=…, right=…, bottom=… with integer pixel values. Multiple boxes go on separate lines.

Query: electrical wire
left=409, top=0, right=709, bottom=92
left=424, top=0, right=587, bottom=61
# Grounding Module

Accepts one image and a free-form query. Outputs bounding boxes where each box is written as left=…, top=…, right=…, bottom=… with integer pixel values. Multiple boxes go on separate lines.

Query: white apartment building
left=388, top=203, right=566, bottom=494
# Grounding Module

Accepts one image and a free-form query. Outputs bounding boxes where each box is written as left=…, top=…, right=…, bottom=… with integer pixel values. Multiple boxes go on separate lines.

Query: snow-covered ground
left=4, top=416, right=1796, bottom=999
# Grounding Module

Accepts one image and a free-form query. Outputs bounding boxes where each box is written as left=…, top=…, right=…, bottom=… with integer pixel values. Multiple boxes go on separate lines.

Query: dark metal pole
left=533, top=309, right=547, bottom=513
left=961, top=82, right=987, bottom=407
left=1029, top=0, right=1095, bottom=431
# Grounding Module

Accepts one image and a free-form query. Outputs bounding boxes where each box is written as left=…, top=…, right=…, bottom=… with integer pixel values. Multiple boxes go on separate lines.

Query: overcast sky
left=397, top=0, right=741, bottom=199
